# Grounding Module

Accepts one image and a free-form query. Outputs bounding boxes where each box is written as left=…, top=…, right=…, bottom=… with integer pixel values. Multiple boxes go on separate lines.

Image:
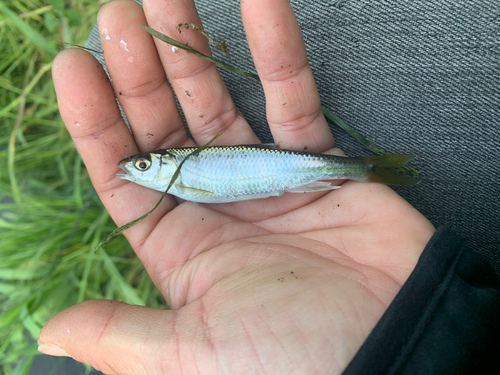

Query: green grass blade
left=0, top=268, right=50, bottom=280
left=99, top=250, right=144, bottom=306
left=142, top=26, right=260, bottom=80
left=0, top=62, right=52, bottom=117
left=142, top=26, right=419, bottom=177
left=0, top=1, right=58, bottom=56
left=96, top=133, right=221, bottom=250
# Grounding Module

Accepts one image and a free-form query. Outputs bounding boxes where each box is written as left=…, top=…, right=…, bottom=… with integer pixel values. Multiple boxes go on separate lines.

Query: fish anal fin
left=285, top=181, right=341, bottom=193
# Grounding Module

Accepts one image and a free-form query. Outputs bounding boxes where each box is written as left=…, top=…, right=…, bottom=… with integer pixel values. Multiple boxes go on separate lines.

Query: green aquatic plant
left=0, top=2, right=164, bottom=374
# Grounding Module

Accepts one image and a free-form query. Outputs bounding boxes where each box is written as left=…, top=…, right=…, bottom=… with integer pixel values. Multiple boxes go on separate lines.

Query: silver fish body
left=117, top=145, right=415, bottom=203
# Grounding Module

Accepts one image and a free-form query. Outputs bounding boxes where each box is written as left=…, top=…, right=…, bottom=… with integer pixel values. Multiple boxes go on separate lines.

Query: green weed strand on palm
left=95, top=134, right=221, bottom=251
left=142, top=26, right=419, bottom=178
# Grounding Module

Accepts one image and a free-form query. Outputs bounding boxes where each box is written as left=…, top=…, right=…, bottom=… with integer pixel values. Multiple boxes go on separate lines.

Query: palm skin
left=38, top=0, right=435, bottom=374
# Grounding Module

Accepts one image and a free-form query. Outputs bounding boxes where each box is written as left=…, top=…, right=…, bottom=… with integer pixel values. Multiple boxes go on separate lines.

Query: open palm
left=39, top=0, right=435, bottom=374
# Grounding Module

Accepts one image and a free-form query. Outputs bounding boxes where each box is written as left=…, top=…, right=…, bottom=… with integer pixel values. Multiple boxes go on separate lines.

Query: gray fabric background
left=86, top=0, right=500, bottom=274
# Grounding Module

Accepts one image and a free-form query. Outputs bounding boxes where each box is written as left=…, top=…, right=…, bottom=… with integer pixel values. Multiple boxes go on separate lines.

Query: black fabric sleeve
left=343, top=226, right=500, bottom=375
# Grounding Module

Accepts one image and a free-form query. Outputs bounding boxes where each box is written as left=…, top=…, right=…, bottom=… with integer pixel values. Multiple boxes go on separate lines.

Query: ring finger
left=242, top=0, right=334, bottom=153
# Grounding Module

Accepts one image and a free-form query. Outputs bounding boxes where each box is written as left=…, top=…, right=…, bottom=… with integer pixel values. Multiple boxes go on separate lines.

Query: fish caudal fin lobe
left=364, top=154, right=417, bottom=185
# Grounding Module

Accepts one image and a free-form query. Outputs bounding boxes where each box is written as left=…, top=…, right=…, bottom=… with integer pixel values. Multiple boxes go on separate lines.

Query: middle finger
left=97, top=0, right=191, bottom=151
left=143, top=0, right=260, bottom=145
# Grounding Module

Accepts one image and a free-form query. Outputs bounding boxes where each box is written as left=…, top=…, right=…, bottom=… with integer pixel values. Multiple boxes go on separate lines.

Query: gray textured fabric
left=86, top=0, right=500, bottom=274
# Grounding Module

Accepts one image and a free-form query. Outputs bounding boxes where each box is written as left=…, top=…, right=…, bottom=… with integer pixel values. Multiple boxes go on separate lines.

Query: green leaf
left=48, top=0, right=64, bottom=12
left=99, top=251, right=144, bottom=306
left=22, top=314, right=41, bottom=339
left=64, top=9, right=81, bottom=27
left=11, top=355, right=34, bottom=375
left=44, top=12, right=57, bottom=33
left=0, top=304, right=24, bottom=327
left=0, top=282, right=16, bottom=293
left=0, top=268, right=49, bottom=280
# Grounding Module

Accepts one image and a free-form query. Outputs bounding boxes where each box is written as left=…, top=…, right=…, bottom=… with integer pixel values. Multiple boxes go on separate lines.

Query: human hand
left=39, top=0, right=435, bottom=373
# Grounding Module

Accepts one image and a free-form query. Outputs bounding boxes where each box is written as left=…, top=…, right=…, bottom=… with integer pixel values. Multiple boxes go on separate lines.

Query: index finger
left=52, top=49, right=175, bottom=246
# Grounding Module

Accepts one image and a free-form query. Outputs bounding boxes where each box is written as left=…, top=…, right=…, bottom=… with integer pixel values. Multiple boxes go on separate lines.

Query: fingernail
left=38, top=343, right=71, bottom=357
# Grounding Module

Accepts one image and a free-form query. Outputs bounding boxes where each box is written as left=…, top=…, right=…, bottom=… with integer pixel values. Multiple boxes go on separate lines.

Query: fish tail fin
left=363, top=154, right=417, bottom=185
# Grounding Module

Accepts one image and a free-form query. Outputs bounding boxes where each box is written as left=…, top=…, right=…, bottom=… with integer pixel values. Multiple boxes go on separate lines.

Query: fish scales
left=116, top=145, right=416, bottom=203
left=169, top=146, right=348, bottom=198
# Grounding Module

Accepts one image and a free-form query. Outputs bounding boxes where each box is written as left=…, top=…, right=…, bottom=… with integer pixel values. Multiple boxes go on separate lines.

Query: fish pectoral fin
left=285, top=181, right=341, bottom=193
left=176, top=183, right=216, bottom=197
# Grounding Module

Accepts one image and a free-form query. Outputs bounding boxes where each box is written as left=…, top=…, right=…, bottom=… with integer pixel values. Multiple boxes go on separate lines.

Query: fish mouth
left=116, top=162, right=136, bottom=182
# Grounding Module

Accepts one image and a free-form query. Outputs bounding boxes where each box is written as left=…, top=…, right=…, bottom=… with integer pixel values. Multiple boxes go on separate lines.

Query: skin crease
left=38, top=0, right=436, bottom=374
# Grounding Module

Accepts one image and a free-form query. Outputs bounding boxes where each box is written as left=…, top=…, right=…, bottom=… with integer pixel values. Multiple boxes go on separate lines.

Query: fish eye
left=134, top=157, right=151, bottom=171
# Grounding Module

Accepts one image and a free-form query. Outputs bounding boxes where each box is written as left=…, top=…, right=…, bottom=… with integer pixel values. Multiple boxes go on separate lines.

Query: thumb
left=38, top=300, right=187, bottom=374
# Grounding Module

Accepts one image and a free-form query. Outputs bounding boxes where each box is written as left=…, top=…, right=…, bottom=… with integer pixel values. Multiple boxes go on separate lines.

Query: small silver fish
left=117, top=144, right=415, bottom=203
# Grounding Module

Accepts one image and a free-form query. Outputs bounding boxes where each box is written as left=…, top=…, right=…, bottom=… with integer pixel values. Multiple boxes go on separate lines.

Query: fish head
left=116, top=152, right=173, bottom=191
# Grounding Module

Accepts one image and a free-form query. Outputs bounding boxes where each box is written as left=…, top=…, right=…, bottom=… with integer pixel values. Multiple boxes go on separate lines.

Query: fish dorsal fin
left=176, top=183, right=216, bottom=197
left=285, top=181, right=341, bottom=193
left=244, top=143, right=280, bottom=150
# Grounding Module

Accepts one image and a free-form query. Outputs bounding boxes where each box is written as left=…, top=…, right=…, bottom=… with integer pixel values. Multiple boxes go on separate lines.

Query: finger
left=52, top=49, right=174, bottom=247
left=97, top=0, right=192, bottom=151
left=38, top=300, right=186, bottom=374
left=143, top=0, right=260, bottom=145
left=241, top=0, right=333, bottom=152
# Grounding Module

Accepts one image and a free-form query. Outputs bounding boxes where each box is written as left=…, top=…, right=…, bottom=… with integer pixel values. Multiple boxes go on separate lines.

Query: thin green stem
left=8, top=54, right=37, bottom=202
left=96, top=134, right=221, bottom=251
left=142, top=26, right=260, bottom=80
left=0, top=1, right=58, bottom=56
left=321, top=107, right=418, bottom=177
left=142, top=26, right=419, bottom=177
left=1, top=62, right=52, bottom=117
